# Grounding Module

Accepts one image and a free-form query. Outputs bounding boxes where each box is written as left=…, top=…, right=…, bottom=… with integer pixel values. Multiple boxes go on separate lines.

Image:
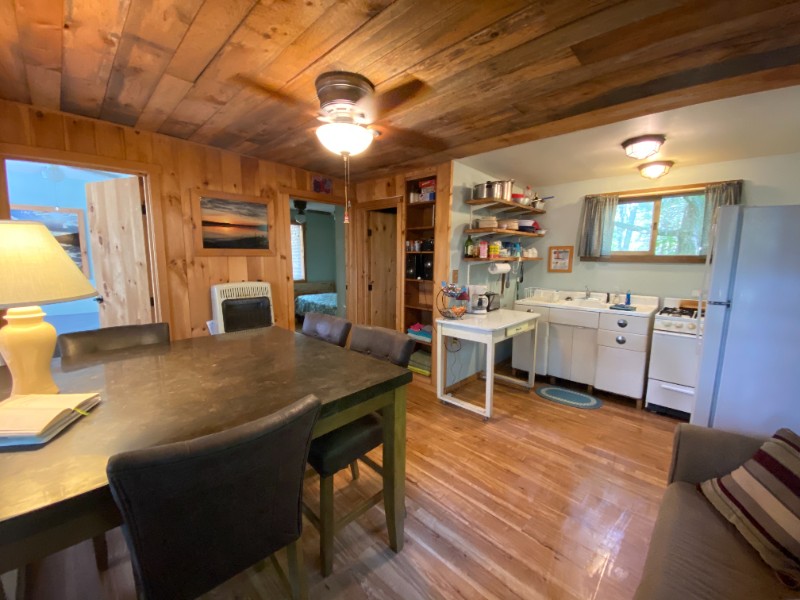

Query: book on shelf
left=0, top=392, right=101, bottom=447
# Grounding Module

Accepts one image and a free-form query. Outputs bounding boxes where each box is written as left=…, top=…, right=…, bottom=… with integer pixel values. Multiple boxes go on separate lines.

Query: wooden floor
left=22, top=379, right=679, bottom=600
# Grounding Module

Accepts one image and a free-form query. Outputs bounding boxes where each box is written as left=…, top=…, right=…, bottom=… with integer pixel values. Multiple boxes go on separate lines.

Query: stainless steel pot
left=473, top=180, right=514, bottom=200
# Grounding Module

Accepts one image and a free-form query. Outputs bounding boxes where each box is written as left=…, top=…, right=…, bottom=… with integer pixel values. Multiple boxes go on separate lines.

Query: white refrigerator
left=692, top=204, right=800, bottom=436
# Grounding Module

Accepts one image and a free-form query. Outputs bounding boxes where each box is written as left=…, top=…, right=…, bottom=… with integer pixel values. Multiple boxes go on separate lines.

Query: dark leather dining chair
left=107, top=394, right=321, bottom=600
left=305, top=325, right=413, bottom=576
left=300, top=313, right=351, bottom=347
left=57, top=323, right=170, bottom=359
left=55, top=322, right=170, bottom=572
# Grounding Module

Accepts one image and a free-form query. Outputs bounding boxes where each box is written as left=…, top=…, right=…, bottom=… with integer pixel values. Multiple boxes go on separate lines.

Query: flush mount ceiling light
left=315, top=122, right=374, bottom=156
left=638, top=160, right=674, bottom=179
left=622, top=134, right=665, bottom=160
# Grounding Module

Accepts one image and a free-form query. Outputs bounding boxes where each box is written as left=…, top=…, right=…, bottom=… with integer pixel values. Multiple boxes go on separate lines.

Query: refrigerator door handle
left=707, top=300, right=731, bottom=307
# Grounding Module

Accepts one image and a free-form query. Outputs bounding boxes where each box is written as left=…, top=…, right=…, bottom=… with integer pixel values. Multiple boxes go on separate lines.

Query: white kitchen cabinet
left=512, top=304, right=548, bottom=375
left=572, top=326, right=598, bottom=385
left=595, top=345, right=647, bottom=398
left=547, top=323, right=572, bottom=380
left=546, top=323, right=597, bottom=385
left=594, top=319, right=652, bottom=400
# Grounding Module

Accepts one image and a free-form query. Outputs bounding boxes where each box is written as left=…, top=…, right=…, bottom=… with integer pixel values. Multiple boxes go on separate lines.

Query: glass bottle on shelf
left=464, top=235, right=474, bottom=258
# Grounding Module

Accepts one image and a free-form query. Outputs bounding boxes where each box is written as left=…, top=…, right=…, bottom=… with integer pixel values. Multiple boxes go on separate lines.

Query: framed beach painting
left=191, top=189, right=274, bottom=256
left=10, top=205, right=90, bottom=277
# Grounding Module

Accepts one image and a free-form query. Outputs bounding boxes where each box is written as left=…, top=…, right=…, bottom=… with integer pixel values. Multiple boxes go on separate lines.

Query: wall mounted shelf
left=465, top=228, right=544, bottom=239
left=463, top=257, right=543, bottom=263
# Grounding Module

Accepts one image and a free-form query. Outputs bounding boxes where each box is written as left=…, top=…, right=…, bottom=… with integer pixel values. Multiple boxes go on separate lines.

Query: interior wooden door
left=85, top=177, right=153, bottom=328
left=367, top=210, right=397, bottom=329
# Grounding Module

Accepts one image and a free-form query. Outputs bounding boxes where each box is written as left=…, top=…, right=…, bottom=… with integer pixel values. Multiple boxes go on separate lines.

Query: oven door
left=648, top=330, right=699, bottom=387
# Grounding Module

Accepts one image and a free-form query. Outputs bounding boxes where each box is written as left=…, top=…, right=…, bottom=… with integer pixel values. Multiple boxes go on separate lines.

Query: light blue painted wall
left=333, top=206, right=346, bottom=317
left=6, top=160, right=130, bottom=335
left=445, top=163, right=518, bottom=386
left=291, top=209, right=336, bottom=282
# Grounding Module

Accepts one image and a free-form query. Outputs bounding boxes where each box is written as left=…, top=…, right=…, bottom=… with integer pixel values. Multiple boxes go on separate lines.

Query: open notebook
left=0, top=393, right=101, bottom=447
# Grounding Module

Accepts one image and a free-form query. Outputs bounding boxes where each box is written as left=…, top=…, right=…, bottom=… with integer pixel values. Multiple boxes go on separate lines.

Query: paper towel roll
left=488, top=262, right=511, bottom=275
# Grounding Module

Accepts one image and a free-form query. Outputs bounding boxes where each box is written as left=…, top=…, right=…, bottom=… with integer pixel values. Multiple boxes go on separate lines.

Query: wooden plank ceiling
left=2, top=0, right=800, bottom=178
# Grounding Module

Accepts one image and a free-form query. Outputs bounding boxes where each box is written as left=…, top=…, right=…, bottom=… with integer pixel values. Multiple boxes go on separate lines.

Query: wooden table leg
left=286, top=539, right=308, bottom=600
left=382, top=386, right=406, bottom=553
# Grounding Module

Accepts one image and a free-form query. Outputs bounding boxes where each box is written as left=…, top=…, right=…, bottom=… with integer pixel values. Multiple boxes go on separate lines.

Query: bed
left=294, top=281, right=338, bottom=317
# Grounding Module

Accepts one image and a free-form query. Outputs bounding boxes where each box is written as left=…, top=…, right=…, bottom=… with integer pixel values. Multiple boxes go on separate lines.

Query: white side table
left=436, top=309, right=540, bottom=419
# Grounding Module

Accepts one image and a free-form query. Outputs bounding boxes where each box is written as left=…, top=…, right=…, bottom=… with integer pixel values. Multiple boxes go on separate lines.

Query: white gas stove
left=653, top=301, right=702, bottom=335
left=646, top=297, right=702, bottom=418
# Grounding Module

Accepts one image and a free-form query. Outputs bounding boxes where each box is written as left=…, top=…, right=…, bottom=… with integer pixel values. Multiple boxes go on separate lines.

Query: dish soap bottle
left=625, top=290, right=631, bottom=306
left=464, top=235, right=474, bottom=258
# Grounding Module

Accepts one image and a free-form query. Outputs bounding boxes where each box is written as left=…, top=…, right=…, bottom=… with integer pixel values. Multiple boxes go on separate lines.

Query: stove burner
left=658, top=307, right=697, bottom=318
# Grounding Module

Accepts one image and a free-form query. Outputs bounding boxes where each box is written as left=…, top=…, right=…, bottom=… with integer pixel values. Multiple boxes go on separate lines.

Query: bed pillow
left=700, top=428, right=800, bottom=584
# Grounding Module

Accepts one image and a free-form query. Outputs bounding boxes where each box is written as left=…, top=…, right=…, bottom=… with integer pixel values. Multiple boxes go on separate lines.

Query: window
left=610, top=193, right=706, bottom=260
left=290, top=222, right=306, bottom=281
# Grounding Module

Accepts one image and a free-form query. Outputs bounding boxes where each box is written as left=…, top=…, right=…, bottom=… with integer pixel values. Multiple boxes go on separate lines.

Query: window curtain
left=578, top=194, right=619, bottom=257
left=701, top=180, right=742, bottom=254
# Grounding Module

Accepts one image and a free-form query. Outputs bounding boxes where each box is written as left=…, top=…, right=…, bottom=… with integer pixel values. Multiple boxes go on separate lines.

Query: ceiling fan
left=238, top=70, right=444, bottom=156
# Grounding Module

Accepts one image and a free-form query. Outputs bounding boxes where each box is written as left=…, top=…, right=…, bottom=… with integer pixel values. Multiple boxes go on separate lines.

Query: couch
left=635, top=424, right=794, bottom=599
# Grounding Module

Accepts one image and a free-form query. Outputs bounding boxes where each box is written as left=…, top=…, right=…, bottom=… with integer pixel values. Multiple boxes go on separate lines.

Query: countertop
left=437, top=309, right=541, bottom=333
left=515, top=297, right=658, bottom=318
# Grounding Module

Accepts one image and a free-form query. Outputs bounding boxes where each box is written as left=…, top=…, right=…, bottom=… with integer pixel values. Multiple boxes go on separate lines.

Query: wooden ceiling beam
left=61, top=0, right=131, bottom=118
left=99, top=0, right=205, bottom=125
left=158, top=0, right=342, bottom=140
left=15, top=0, right=64, bottom=109
left=188, top=0, right=396, bottom=146
left=0, top=1, right=30, bottom=103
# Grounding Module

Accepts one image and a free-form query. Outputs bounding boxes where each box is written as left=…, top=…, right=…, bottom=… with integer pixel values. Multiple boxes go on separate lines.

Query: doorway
left=3, top=159, right=155, bottom=337
left=290, top=198, right=347, bottom=330
left=366, top=207, right=397, bottom=329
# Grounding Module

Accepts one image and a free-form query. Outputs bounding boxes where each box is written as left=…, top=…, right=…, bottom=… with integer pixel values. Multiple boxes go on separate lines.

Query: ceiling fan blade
left=373, top=77, right=430, bottom=119
left=370, top=123, right=447, bottom=152
left=233, top=74, right=319, bottom=118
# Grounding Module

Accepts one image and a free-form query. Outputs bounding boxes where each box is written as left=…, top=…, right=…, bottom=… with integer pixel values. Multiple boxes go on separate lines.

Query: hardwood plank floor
left=23, top=380, right=679, bottom=599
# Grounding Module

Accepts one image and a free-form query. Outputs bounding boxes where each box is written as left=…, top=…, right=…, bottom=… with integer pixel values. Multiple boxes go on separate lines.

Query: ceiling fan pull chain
left=343, top=152, right=351, bottom=224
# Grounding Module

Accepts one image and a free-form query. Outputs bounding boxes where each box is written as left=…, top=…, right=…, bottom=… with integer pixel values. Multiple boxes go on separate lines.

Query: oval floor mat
left=536, top=386, right=603, bottom=410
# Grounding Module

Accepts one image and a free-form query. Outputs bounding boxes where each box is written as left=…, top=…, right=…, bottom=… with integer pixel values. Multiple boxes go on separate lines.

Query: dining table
left=0, top=326, right=412, bottom=574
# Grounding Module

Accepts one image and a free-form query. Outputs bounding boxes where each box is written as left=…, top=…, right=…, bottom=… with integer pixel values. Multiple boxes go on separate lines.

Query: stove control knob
left=687, top=323, right=697, bottom=330
left=661, top=321, right=671, bottom=328
left=673, top=322, right=684, bottom=329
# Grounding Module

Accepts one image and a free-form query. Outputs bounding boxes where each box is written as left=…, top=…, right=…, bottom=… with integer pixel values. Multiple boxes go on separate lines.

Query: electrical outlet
left=691, top=289, right=701, bottom=297
left=451, top=269, right=458, bottom=282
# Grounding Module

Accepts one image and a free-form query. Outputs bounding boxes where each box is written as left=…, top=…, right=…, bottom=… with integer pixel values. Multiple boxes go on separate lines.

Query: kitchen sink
left=559, top=298, right=609, bottom=308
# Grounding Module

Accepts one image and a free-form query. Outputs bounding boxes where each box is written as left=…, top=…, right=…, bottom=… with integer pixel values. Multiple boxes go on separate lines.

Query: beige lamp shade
left=0, top=220, right=97, bottom=308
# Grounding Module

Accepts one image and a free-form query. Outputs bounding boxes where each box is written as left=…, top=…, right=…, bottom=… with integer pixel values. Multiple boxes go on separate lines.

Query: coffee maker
left=467, top=285, right=488, bottom=314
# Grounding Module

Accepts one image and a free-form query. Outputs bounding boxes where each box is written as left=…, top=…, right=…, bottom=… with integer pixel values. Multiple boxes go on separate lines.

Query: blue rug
left=536, top=386, right=603, bottom=410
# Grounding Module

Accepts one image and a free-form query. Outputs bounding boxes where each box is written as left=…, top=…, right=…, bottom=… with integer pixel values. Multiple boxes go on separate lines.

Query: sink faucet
left=584, top=285, right=591, bottom=299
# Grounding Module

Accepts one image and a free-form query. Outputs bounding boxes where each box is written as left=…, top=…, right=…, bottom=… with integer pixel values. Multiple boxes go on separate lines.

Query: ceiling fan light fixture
left=638, top=160, right=674, bottom=179
left=622, top=134, right=665, bottom=160
left=316, top=122, right=373, bottom=156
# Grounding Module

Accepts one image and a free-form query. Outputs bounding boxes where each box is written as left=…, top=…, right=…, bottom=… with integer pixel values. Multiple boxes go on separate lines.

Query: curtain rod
left=601, top=179, right=741, bottom=199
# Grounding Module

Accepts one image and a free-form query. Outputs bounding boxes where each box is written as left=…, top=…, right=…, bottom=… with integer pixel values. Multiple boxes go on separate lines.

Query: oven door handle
left=660, top=383, right=695, bottom=396
left=653, top=330, right=698, bottom=338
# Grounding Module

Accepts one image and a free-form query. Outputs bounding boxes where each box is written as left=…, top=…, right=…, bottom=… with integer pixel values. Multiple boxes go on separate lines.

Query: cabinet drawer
left=597, top=329, right=648, bottom=352
left=549, top=307, right=599, bottom=328
left=514, top=303, right=548, bottom=322
left=598, top=312, right=649, bottom=335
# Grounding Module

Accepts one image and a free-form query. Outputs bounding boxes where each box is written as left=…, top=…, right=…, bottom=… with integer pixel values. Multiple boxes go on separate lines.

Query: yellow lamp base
left=0, top=306, right=59, bottom=395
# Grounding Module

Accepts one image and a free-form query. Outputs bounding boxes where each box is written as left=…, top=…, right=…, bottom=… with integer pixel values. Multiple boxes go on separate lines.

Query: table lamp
left=0, top=220, right=97, bottom=395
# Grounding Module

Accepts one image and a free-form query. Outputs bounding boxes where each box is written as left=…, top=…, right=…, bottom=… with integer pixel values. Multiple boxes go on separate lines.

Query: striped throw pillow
left=700, top=428, right=800, bottom=583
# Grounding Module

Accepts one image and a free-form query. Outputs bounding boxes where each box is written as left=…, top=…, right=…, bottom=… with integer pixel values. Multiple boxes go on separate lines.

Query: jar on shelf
left=489, top=241, right=501, bottom=259
left=478, top=239, right=489, bottom=259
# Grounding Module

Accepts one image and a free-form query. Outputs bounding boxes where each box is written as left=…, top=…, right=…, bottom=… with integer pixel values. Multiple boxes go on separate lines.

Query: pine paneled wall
left=0, top=99, right=344, bottom=340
